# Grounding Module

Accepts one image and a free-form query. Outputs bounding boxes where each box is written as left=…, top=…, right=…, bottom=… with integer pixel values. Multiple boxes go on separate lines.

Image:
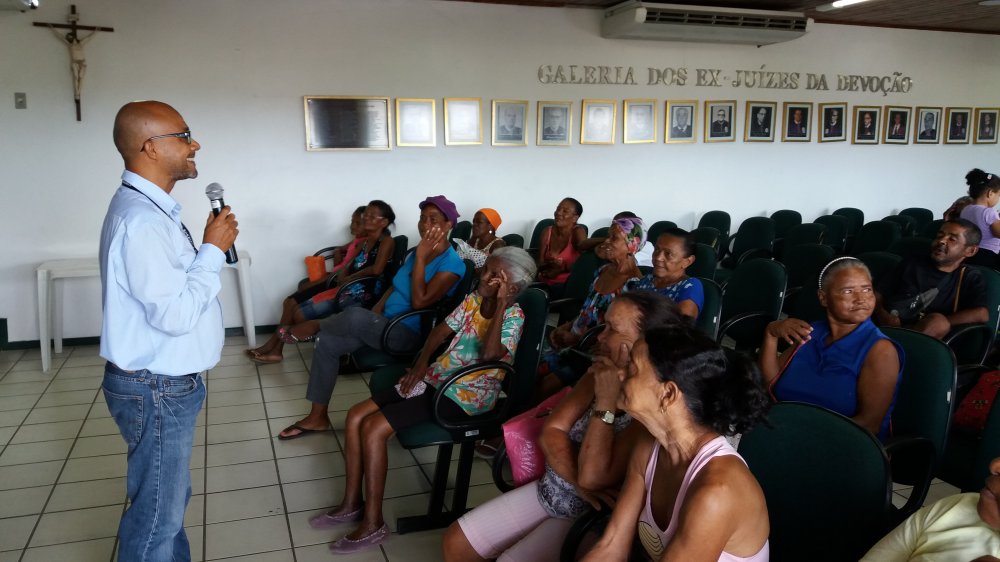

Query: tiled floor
left=0, top=338, right=502, bottom=561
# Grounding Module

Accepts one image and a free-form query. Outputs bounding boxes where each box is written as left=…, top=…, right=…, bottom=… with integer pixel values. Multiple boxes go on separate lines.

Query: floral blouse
left=423, top=293, right=525, bottom=416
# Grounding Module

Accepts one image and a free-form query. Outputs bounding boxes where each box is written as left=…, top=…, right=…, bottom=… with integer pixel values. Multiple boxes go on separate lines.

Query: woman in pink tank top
left=582, top=324, right=771, bottom=562
left=537, top=197, right=587, bottom=288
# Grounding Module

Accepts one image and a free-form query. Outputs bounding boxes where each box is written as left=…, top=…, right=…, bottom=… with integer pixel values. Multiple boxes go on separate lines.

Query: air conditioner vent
left=603, top=1, right=811, bottom=45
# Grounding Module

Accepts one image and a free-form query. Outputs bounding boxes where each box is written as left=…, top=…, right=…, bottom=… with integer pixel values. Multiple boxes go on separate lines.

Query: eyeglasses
left=141, top=131, right=193, bottom=152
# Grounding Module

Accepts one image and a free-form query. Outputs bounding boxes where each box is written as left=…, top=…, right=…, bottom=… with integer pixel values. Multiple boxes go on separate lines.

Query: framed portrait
left=581, top=99, right=616, bottom=145
left=974, top=108, right=999, bottom=144
left=782, top=102, right=813, bottom=142
left=882, top=106, right=912, bottom=145
left=624, top=99, right=656, bottom=144
left=304, top=96, right=391, bottom=151
left=914, top=107, right=942, bottom=144
left=665, top=100, right=697, bottom=144
left=818, top=103, right=847, bottom=143
left=744, top=101, right=776, bottom=142
left=492, top=100, right=528, bottom=146
left=395, top=98, right=435, bottom=147
left=852, top=106, right=881, bottom=145
left=537, top=101, right=572, bottom=146
left=945, top=107, right=972, bottom=144
left=444, top=98, right=483, bottom=145
left=704, top=100, right=736, bottom=143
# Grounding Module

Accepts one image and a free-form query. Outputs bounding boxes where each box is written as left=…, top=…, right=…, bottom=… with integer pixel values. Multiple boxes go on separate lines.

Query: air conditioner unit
left=0, top=0, right=39, bottom=12
left=602, top=1, right=810, bottom=45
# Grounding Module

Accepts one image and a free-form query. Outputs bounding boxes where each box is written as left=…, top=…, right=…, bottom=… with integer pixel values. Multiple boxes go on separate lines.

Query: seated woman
left=862, top=456, right=1000, bottom=561
left=536, top=197, right=587, bottom=294
left=759, top=256, right=904, bottom=439
left=277, top=196, right=466, bottom=440
left=455, top=208, right=506, bottom=271
left=959, top=168, right=1000, bottom=268
left=627, top=227, right=704, bottom=321
left=247, top=200, right=396, bottom=364
left=309, top=247, right=536, bottom=553
left=579, top=211, right=654, bottom=267
left=582, top=323, right=771, bottom=562
left=537, top=216, right=644, bottom=395
left=442, top=292, right=680, bottom=562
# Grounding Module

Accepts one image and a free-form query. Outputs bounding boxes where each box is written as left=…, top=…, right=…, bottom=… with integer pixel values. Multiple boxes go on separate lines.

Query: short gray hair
left=489, top=247, right=537, bottom=291
left=818, top=256, right=871, bottom=292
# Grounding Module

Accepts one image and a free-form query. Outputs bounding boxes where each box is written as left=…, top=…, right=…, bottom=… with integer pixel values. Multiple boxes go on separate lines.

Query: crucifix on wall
left=33, top=5, right=114, bottom=121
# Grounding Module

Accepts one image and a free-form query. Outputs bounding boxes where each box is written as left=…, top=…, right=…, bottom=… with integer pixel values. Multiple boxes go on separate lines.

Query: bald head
left=113, top=100, right=200, bottom=192
left=113, top=101, right=183, bottom=161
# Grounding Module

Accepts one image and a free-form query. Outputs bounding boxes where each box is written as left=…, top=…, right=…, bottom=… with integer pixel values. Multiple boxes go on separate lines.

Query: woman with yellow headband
left=457, top=208, right=507, bottom=270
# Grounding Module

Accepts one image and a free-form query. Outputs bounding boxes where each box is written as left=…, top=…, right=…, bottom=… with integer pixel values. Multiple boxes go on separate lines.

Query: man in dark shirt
left=875, top=219, right=988, bottom=338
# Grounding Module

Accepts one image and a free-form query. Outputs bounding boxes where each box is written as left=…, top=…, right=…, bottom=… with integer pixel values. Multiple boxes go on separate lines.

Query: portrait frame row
left=302, top=95, right=999, bottom=151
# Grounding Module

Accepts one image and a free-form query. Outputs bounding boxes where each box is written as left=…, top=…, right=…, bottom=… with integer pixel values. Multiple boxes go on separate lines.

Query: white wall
left=2, top=0, right=999, bottom=342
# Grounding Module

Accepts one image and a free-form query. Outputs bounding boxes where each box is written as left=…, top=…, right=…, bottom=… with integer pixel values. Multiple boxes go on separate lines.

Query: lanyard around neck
left=122, top=182, right=198, bottom=254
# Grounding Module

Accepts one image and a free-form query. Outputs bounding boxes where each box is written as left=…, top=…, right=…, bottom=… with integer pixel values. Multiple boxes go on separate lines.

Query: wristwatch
left=592, top=409, right=616, bottom=425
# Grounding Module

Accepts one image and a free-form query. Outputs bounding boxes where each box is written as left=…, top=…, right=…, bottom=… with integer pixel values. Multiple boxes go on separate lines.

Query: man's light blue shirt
left=99, top=170, right=226, bottom=376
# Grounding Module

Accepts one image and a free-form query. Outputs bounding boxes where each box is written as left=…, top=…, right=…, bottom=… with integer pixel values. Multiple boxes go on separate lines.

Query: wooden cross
left=34, top=5, right=114, bottom=121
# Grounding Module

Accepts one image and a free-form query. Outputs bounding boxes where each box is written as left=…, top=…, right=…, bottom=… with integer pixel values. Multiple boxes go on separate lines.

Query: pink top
left=540, top=226, right=582, bottom=285
left=637, top=436, right=770, bottom=562
left=331, top=237, right=364, bottom=274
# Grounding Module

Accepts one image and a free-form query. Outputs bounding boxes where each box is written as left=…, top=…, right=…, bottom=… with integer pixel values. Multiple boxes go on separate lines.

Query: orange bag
left=304, top=255, right=326, bottom=282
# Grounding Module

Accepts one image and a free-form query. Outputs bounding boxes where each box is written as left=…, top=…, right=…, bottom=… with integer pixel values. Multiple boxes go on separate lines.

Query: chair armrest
left=380, top=308, right=440, bottom=357
left=491, top=442, right=515, bottom=493
left=332, top=275, right=385, bottom=308
left=737, top=247, right=773, bottom=264
left=943, top=323, right=993, bottom=365
left=431, top=361, right=518, bottom=431
left=576, top=323, right=606, bottom=351
left=549, top=297, right=585, bottom=325
left=314, top=245, right=341, bottom=257
left=943, top=322, right=990, bottom=344
left=885, top=435, right=936, bottom=524
left=717, top=312, right=777, bottom=348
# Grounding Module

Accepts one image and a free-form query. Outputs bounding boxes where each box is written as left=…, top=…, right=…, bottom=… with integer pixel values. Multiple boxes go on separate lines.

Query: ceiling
left=448, top=0, right=1000, bottom=34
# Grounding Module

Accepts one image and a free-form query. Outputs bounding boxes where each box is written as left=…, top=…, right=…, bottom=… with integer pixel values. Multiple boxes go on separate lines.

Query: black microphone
left=205, top=182, right=238, bottom=264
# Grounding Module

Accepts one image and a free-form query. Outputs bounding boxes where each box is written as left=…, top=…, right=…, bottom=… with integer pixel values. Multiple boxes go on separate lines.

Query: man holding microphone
left=99, top=100, right=238, bottom=561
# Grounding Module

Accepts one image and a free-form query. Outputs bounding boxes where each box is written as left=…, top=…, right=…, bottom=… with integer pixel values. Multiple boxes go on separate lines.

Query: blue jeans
left=103, top=362, right=205, bottom=562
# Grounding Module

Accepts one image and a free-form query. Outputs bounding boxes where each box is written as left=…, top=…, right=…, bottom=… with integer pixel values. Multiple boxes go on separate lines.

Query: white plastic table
left=36, top=251, right=256, bottom=372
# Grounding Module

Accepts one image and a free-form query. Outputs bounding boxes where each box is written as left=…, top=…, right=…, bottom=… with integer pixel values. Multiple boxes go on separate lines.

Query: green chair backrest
left=770, top=209, right=803, bottom=239
left=739, top=402, right=892, bottom=562
left=719, top=258, right=786, bottom=345
left=814, top=214, right=849, bottom=253
left=948, top=265, right=1000, bottom=365
left=922, top=218, right=945, bottom=239
left=882, top=214, right=917, bottom=237
left=695, top=277, right=722, bottom=339
left=887, top=237, right=932, bottom=262
left=590, top=226, right=610, bottom=239
left=646, top=220, right=678, bottom=243
left=899, top=207, right=935, bottom=232
left=563, top=250, right=607, bottom=302
left=782, top=243, right=835, bottom=290
left=833, top=207, right=865, bottom=236
left=383, top=235, right=409, bottom=281
left=698, top=210, right=731, bottom=241
left=506, top=288, right=550, bottom=415
left=853, top=221, right=902, bottom=254
left=881, top=327, right=957, bottom=476
left=528, top=218, right=555, bottom=250
left=501, top=233, right=524, bottom=248
left=858, top=251, right=903, bottom=288
left=788, top=274, right=826, bottom=324
left=691, top=226, right=721, bottom=253
left=452, top=220, right=472, bottom=242
left=779, top=223, right=826, bottom=262
left=728, top=217, right=776, bottom=263
left=685, top=243, right=717, bottom=280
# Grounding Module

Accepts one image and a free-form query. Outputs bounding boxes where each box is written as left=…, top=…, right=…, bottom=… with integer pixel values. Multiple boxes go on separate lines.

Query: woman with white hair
left=311, top=247, right=537, bottom=553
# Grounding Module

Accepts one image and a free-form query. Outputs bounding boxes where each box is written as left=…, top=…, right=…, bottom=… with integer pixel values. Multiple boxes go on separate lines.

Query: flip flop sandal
left=277, top=423, right=330, bottom=441
left=328, top=524, right=389, bottom=554
left=278, top=326, right=316, bottom=344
